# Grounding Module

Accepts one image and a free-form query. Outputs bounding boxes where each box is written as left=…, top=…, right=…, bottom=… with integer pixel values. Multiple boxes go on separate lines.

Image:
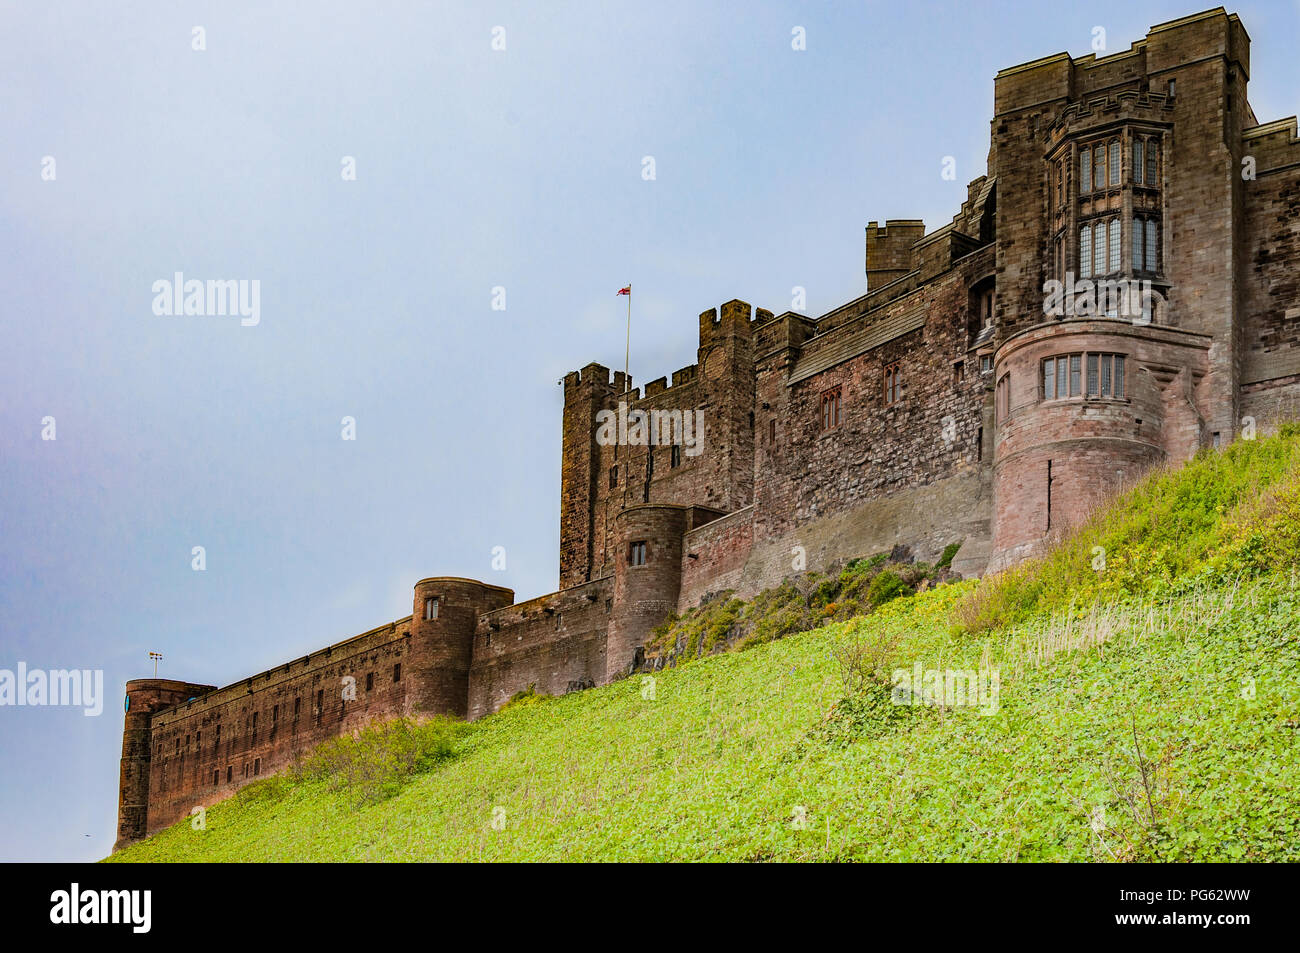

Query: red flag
left=616, top=285, right=630, bottom=296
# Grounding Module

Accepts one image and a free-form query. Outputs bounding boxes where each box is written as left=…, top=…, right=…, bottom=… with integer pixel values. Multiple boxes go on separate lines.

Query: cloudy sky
left=2, top=1, right=1296, bottom=862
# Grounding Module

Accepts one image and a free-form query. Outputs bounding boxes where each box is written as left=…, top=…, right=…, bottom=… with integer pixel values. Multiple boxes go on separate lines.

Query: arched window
left=1080, top=225, right=1092, bottom=277
left=883, top=363, right=902, bottom=406
left=1080, top=150, right=1091, bottom=195
left=1109, top=140, right=1120, bottom=186
left=1133, top=139, right=1145, bottom=184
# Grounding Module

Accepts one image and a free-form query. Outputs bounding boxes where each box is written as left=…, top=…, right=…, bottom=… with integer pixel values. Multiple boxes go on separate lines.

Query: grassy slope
left=110, top=434, right=1300, bottom=862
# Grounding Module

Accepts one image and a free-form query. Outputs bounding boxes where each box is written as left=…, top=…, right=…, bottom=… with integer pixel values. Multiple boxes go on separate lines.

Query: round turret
left=989, top=318, right=1208, bottom=568
left=606, top=504, right=690, bottom=682
left=115, top=678, right=215, bottom=850
left=406, top=577, right=514, bottom=718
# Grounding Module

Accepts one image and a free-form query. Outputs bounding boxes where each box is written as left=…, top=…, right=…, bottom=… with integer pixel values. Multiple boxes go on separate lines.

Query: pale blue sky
left=2, top=1, right=1296, bottom=862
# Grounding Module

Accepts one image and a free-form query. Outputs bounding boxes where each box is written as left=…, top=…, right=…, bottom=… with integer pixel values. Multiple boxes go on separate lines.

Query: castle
left=116, top=8, right=1300, bottom=848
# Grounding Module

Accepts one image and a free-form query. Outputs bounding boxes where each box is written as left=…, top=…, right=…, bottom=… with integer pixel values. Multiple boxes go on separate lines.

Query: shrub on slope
left=647, top=551, right=955, bottom=667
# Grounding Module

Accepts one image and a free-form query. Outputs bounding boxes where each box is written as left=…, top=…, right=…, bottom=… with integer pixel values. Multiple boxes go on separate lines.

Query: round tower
left=989, top=318, right=1208, bottom=569
left=406, top=577, right=514, bottom=718
left=115, top=677, right=215, bottom=850
left=606, top=504, right=690, bottom=682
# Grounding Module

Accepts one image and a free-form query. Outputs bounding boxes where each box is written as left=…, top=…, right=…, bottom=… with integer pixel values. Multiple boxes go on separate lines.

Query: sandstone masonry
left=117, top=8, right=1300, bottom=848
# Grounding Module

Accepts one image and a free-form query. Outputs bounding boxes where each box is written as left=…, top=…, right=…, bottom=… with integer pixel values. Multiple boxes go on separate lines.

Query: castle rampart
left=117, top=8, right=1300, bottom=848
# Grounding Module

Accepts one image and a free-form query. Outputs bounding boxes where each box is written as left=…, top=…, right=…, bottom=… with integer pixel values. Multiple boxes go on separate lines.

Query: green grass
left=107, top=430, right=1300, bottom=862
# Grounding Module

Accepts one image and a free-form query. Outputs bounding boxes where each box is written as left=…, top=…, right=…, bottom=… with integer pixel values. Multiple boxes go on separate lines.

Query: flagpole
left=621, top=283, right=631, bottom=512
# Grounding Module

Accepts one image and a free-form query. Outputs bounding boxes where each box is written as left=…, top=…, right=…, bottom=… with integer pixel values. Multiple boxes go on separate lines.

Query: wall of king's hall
left=119, top=8, right=1300, bottom=848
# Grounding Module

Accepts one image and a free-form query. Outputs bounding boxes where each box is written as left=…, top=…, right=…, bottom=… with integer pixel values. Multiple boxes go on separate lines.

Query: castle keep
left=116, top=8, right=1300, bottom=847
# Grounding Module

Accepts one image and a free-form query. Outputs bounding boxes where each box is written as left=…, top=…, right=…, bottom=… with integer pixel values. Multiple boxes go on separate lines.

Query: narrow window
left=1101, top=354, right=1112, bottom=397
left=1108, top=219, right=1121, bottom=273
left=365, top=672, right=374, bottom=692
left=1133, top=140, right=1144, bottom=185
left=1069, top=354, right=1081, bottom=396
left=1108, top=140, right=1120, bottom=186
left=1093, top=144, right=1105, bottom=190
left=1167, top=80, right=1175, bottom=99
left=1146, top=139, right=1158, bottom=186
left=609, top=465, right=618, bottom=489
left=1087, top=353, right=1100, bottom=396
left=1114, top=355, right=1125, bottom=396
left=953, top=361, right=963, bottom=386
left=1046, top=460, right=1054, bottom=531
left=996, top=373, right=1010, bottom=422
left=768, top=418, right=776, bottom=445
left=1042, top=357, right=1056, bottom=400
left=424, top=596, right=439, bottom=621
left=1132, top=216, right=1144, bottom=270
left=883, top=363, right=902, bottom=406
left=980, top=354, right=993, bottom=374
left=1145, top=219, right=1157, bottom=271
left=393, top=663, right=402, bottom=683
left=629, top=540, right=647, bottom=567
left=293, top=697, right=300, bottom=722
left=1056, top=159, right=1064, bottom=205
left=226, top=766, right=232, bottom=782
left=1080, top=225, right=1092, bottom=277
left=820, top=386, right=842, bottom=430
left=1094, top=224, right=1106, bottom=276
left=1080, top=150, right=1091, bottom=195
left=1056, top=356, right=1067, bottom=397
left=254, top=758, right=260, bottom=776
left=315, top=689, right=324, bottom=726
left=670, top=445, right=681, bottom=468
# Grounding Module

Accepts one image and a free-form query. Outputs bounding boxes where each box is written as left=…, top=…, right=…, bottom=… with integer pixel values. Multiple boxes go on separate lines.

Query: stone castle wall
left=468, top=576, right=612, bottom=720
left=117, top=8, right=1300, bottom=849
